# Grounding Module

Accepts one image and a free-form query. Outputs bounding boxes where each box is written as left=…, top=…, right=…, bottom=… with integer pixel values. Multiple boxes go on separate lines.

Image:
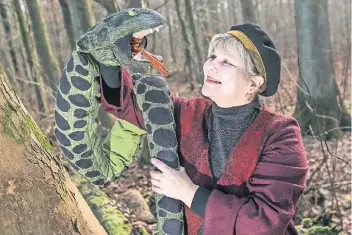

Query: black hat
left=228, top=23, right=281, bottom=97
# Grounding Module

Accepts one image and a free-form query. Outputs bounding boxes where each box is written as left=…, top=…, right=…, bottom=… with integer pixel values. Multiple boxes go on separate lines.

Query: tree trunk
left=0, top=64, right=108, bottom=235
left=198, top=5, right=212, bottom=58
left=127, top=0, right=144, bottom=8
left=14, top=0, right=49, bottom=115
left=207, top=0, right=220, bottom=33
left=0, top=15, right=15, bottom=84
left=0, top=47, right=13, bottom=85
left=240, top=0, right=257, bottom=23
left=0, top=2, right=19, bottom=74
left=59, top=0, right=76, bottom=49
left=228, top=0, right=237, bottom=25
left=71, top=173, right=132, bottom=235
left=94, top=0, right=120, bottom=14
left=166, top=14, right=177, bottom=63
left=26, top=0, right=61, bottom=93
left=220, top=1, right=228, bottom=32
left=68, top=0, right=96, bottom=40
left=174, top=0, right=193, bottom=81
left=51, top=1, right=65, bottom=70
left=294, top=0, right=351, bottom=139
left=184, top=0, right=203, bottom=83
left=12, top=11, right=32, bottom=85
left=79, top=0, right=96, bottom=32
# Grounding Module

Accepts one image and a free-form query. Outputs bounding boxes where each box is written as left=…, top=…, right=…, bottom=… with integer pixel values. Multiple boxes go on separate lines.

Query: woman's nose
left=207, top=60, right=220, bottom=72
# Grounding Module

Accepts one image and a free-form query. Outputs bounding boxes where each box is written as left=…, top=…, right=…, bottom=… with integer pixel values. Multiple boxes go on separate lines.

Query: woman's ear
left=250, top=76, right=264, bottom=92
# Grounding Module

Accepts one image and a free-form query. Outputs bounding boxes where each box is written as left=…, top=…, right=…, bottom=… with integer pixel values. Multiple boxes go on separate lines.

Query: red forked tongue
left=140, top=48, right=168, bottom=77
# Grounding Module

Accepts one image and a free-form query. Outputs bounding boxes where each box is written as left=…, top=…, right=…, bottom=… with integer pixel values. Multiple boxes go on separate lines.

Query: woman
left=101, top=23, right=308, bottom=235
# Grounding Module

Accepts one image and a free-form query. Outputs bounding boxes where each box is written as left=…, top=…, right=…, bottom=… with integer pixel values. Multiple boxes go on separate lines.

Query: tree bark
left=294, top=0, right=351, bottom=139
left=0, top=15, right=15, bottom=84
left=166, top=14, right=177, bottom=63
left=71, top=173, right=132, bottom=235
left=0, top=2, right=19, bottom=74
left=184, top=0, right=203, bottom=83
left=127, top=0, right=144, bottom=8
left=26, top=0, right=61, bottom=93
left=174, top=0, right=193, bottom=80
left=228, top=0, right=237, bottom=25
left=94, top=0, right=120, bottom=14
left=14, top=0, right=49, bottom=115
left=51, top=1, right=65, bottom=70
left=0, top=64, right=108, bottom=235
left=59, top=0, right=76, bottom=49
left=207, top=0, right=220, bottom=34
left=68, top=0, right=96, bottom=40
left=198, top=5, right=212, bottom=58
left=240, top=0, right=257, bottom=23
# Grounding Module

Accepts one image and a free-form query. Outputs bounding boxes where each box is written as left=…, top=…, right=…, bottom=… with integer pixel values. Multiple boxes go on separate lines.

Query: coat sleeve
left=203, top=117, right=308, bottom=235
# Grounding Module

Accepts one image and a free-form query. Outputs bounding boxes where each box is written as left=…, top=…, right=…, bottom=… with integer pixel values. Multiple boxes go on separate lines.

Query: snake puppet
left=54, top=8, right=184, bottom=235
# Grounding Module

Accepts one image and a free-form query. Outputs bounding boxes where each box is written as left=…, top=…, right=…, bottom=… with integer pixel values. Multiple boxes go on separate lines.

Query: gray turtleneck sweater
left=209, top=96, right=260, bottom=183
left=191, top=96, right=260, bottom=222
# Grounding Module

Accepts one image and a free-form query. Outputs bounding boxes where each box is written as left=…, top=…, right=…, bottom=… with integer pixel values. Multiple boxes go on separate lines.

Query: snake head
left=76, top=8, right=166, bottom=68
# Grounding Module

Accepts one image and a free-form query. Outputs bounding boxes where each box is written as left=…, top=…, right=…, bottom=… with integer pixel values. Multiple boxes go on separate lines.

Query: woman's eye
left=222, top=60, right=233, bottom=66
left=208, top=54, right=216, bottom=60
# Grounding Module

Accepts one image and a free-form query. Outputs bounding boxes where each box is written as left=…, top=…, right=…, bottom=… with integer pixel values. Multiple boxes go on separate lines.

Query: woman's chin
left=201, top=86, right=210, bottom=97
left=202, top=83, right=220, bottom=96
left=202, top=88, right=216, bottom=99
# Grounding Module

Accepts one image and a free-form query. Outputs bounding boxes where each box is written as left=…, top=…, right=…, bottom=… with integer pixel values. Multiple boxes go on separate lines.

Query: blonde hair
left=207, top=33, right=267, bottom=95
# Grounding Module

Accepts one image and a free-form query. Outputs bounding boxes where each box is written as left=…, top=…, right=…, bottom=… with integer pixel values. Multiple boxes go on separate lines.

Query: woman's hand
left=150, top=158, right=199, bottom=208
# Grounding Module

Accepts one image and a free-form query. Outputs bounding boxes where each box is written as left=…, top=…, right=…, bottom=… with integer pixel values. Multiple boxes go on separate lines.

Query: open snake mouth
left=130, top=26, right=168, bottom=76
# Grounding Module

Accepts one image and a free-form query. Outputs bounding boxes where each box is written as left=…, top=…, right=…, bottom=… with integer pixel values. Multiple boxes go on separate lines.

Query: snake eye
left=128, top=8, right=137, bottom=16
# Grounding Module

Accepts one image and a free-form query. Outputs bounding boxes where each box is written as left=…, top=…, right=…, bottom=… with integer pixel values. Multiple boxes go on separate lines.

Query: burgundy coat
left=100, top=68, right=308, bottom=235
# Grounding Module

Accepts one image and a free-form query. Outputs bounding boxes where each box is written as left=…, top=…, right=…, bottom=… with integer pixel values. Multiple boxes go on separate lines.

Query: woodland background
left=0, top=0, right=351, bottom=234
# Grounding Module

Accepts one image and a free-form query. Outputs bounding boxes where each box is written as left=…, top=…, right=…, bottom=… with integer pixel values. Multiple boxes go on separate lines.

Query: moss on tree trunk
left=0, top=64, right=108, bottom=235
left=72, top=174, right=133, bottom=235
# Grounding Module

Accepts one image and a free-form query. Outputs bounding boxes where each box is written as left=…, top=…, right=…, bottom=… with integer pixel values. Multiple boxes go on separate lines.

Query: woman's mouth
left=206, top=76, right=222, bottom=84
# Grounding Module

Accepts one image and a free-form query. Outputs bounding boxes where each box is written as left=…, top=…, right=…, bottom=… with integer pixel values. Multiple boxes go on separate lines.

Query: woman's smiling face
left=202, top=49, right=252, bottom=107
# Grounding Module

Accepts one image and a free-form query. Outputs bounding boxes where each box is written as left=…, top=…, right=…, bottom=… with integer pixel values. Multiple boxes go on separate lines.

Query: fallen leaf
left=7, top=179, right=16, bottom=194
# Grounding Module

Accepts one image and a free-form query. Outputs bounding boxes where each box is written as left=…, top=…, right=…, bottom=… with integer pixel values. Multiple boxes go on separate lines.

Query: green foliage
left=295, top=212, right=342, bottom=235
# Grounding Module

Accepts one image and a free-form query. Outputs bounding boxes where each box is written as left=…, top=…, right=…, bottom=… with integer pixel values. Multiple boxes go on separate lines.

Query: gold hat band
left=227, top=30, right=267, bottom=82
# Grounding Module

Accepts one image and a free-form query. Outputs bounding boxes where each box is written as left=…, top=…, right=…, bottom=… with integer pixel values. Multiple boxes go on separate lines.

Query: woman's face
left=202, top=50, right=252, bottom=107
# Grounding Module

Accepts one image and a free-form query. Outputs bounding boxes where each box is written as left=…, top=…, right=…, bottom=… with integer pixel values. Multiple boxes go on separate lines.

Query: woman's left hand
left=150, top=158, right=199, bottom=207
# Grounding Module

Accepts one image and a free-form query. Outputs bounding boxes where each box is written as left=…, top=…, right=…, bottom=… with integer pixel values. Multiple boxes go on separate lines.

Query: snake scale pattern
left=54, top=8, right=184, bottom=235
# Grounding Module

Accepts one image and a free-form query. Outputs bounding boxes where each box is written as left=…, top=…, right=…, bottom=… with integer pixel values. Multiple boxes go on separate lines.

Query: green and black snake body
left=54, top=8, right=184, bottom=235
